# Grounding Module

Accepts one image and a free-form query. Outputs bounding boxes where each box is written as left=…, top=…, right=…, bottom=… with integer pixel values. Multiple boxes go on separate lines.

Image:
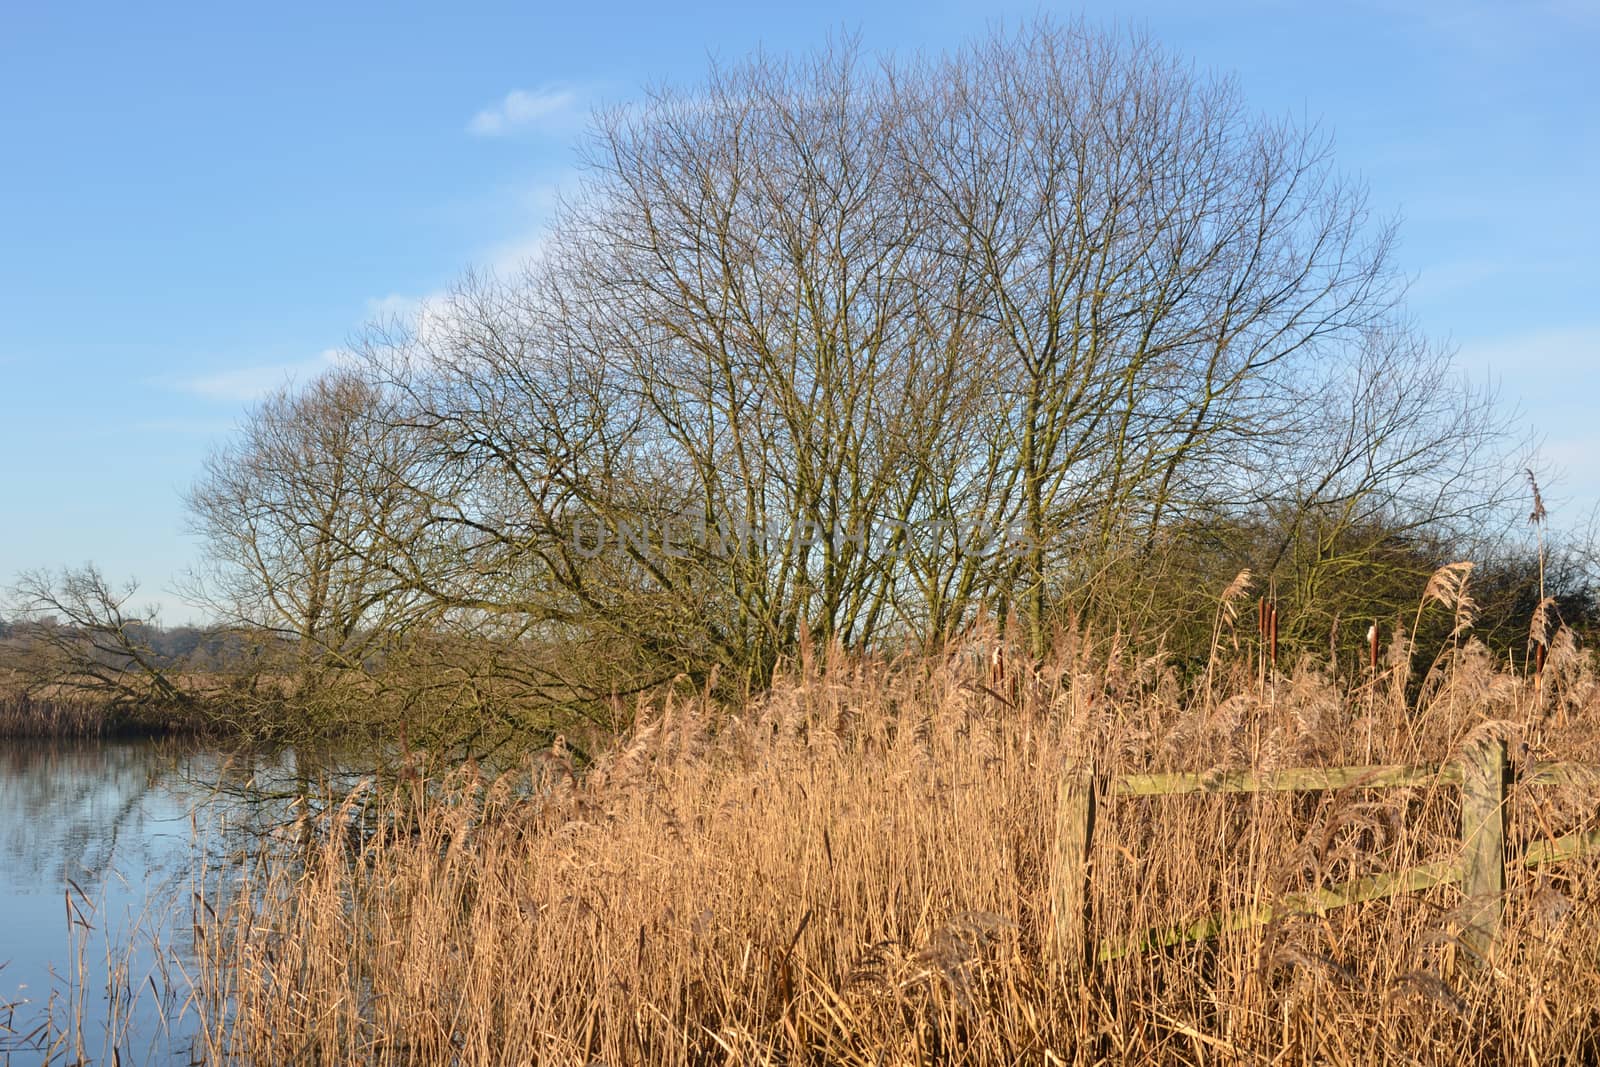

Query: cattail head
left=1269, top=601, right=1279, bottom=669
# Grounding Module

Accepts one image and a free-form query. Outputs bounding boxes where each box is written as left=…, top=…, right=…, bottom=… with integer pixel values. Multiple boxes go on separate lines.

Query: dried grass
left=0, top=693, right=110, bottom=738
left=187, top=627, right=1600, bottom=1065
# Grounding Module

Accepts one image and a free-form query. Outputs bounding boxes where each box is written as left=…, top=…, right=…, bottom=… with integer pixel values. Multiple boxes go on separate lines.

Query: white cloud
left=360, top=172, right=573, bottom=351
left=358, top=245, right=551, bottom=357
left=362, top=290, right=488, bottom=360
left=174, top=349, right=347, bottom=403
left=484, top=230, right=552, bottom=277
left=467, top=87, right=581, bottom=137
left=365, top=292, right=429, bottom=324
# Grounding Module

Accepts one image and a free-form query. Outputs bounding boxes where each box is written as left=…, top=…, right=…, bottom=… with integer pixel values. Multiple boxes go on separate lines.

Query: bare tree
left=184, top=367, right=431, bottom=713
left=6, top=565, right=195, bottom=712
left=212, top=20, right=1519, bottom=714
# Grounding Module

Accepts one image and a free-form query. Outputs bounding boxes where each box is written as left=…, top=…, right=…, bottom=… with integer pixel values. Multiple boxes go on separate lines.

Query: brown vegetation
left=0, top=687, right=108, bottom=738
left=0, top=671, right=218, bottom=738
left=189, top=613, right=1600, bottom=1065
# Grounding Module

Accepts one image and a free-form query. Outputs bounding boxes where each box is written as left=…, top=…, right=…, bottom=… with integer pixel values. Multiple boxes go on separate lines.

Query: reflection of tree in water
left=0, top=740, right=365, bottom=1063
left=0, top=741, right=188, bottom=891
left=0, top=741, right=354, bottom=894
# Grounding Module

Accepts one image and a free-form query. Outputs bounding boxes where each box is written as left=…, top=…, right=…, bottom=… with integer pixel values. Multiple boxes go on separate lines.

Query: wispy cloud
left=365, top=293, right=430, bottom=324
left=467, top=86, right=581, bottom=137
left=479, top=183, right=568, bottom=276
left=360, top=171, right=573, bottom=349
left=363, top=290, right=477, bottom=354
left=173, top=350, right=346, bottom=403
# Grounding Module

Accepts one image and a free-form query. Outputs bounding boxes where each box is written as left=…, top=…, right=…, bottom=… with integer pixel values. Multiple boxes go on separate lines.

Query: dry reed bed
left=0, top=692, right=113, bottom=737
left=190, top=631, right=1600, bottom=1065
left=0, top=678, right=236, bottom=738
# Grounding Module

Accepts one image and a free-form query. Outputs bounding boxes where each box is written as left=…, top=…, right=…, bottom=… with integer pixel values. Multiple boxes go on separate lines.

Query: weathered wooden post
left=1458, top=737, right=1507, bottom=960
left=1051, top=766, right=1097, bottom=974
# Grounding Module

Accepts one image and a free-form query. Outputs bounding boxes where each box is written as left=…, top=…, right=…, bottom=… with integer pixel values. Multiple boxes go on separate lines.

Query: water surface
left=0, top=739, right=341, bottom=1066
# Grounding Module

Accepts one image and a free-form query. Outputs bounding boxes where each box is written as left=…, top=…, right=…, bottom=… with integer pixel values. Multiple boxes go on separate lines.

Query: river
left=0, top=738, right=344, bottom=1066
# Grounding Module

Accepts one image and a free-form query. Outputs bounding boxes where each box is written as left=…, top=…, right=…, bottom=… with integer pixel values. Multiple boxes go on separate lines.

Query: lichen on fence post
left=1051, top=766, right=1097, bottom=978
left=1459, top=737, right=1507, bottom=961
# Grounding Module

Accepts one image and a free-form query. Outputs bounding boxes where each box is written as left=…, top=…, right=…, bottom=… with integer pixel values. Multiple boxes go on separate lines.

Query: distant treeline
left=0, top=617, right=260, bottom=670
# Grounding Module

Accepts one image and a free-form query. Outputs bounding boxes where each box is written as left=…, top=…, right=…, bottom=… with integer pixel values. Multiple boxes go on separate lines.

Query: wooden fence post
left=1051, top=766, right=1096, bottom=974
left=1459, top=738, right=1507, bottom=960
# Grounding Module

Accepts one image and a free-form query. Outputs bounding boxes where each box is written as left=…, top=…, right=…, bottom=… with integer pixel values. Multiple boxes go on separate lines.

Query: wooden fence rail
left=1052, top=739, right=1600, bottom=969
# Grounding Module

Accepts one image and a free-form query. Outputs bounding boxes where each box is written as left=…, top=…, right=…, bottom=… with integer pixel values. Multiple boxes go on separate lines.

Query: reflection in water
left=1, top=742, right=190, bottom=897
left=0, top=739, right=354, bottom=1066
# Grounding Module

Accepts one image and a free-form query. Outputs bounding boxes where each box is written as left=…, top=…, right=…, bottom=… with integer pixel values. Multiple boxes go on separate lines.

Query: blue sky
left=1, top=1, right=1596, bottom=623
